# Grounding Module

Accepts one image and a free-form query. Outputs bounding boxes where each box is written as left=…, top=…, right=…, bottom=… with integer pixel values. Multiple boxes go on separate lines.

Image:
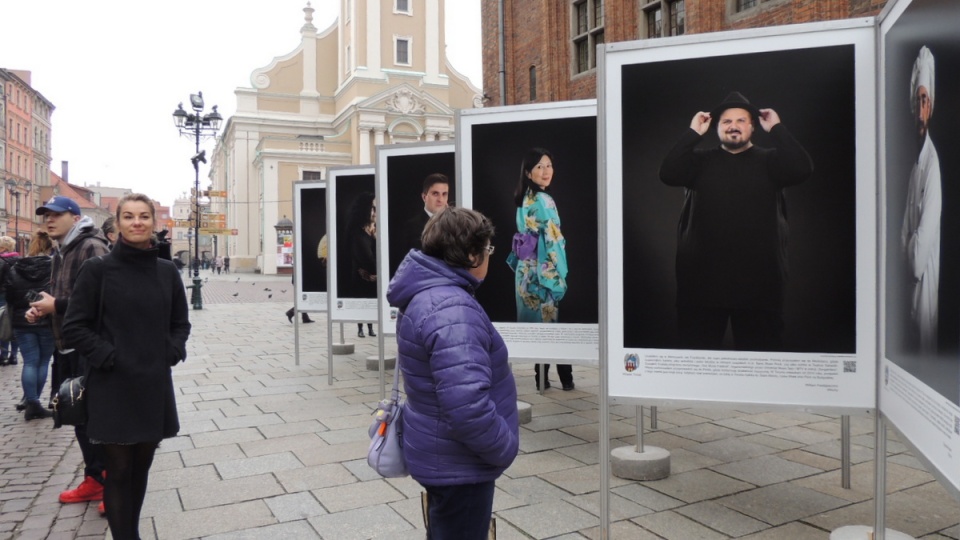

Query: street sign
left=199, top=228, right=231, bottom=234
left=206, top=190, right=227, bottom=197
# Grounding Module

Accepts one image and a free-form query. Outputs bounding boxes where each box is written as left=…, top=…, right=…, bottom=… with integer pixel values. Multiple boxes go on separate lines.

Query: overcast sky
left=0, top=1, right=482, bottom=208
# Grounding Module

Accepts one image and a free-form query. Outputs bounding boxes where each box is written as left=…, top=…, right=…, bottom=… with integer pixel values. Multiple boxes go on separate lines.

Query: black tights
left=102, top=442, right=159, bottom=540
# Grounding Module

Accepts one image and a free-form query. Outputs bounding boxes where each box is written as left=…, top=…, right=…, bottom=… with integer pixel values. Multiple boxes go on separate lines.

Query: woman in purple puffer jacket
left=387, top=207, right=519, bottom=540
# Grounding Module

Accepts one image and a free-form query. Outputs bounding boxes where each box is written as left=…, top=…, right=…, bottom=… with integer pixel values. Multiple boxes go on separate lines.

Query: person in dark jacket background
left=0, top=236, right=21, bottom=365
left=348, top=192, right=377, bottom=337
left=387, top=207, right=519, bottom=540
left=28, top=195, right=111, bottom=505
left=6, top=231, right=54, bottom=420
left=62, top=193, right=190, bottom=540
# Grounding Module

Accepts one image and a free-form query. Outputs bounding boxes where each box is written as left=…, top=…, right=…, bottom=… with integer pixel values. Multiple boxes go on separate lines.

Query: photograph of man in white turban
left=901, top=45, right=941, bottom=354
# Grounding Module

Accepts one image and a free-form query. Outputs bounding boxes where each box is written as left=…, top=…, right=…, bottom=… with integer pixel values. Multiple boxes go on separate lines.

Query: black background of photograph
left=469, top=116, right=599, bottom=325
left=334, top=174, right=376, bottom=298
left=621, top=45, right=857, bottom=353
left=385, top=151, right=456, bottom=279
left=298, top=186, right=327, bottom=293
left=884, top=0, right=960, bottom=404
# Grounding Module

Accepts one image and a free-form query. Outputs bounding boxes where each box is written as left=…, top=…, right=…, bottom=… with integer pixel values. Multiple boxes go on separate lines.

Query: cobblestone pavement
left=1, top=271, right=958, bottom=539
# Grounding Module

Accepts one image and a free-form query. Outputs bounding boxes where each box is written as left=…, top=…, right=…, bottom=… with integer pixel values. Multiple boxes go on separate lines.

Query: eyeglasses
left=485, top=244, right=495, bottom=255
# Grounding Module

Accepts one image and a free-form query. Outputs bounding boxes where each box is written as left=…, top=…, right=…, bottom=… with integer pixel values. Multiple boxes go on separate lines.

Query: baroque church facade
left=210, top=0, right=481, bottom=274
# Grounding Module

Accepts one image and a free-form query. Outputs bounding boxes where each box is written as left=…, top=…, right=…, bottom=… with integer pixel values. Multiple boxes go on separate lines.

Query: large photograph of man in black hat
left=621, top=45, right=858, bottom=354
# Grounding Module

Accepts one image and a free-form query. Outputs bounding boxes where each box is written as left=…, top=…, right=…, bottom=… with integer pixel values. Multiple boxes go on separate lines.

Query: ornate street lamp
left=5, top=179, right=32, bottom=254
left=172, top=92, right=222, bottom=310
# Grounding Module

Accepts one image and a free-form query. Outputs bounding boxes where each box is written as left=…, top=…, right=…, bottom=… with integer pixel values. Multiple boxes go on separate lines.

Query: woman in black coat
left=348, top=192, right=377, bottom=337
left=62, top=194, right=190, bottom=540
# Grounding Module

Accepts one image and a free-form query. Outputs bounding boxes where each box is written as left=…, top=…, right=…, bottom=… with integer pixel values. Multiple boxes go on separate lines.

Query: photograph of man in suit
left=402, top=173, right=450, bottom=252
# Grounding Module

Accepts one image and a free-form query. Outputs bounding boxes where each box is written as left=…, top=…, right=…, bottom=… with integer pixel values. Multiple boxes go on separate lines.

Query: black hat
left=710, top=91, right=760, bottom=126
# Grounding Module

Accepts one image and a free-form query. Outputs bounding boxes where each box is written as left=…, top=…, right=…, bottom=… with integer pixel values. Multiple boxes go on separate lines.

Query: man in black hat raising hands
left=659, top=92, right=813, bottom=351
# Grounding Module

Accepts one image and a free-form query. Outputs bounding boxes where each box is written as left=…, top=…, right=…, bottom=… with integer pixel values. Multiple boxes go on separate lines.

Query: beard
left=721, top=135, right=750, bottom=150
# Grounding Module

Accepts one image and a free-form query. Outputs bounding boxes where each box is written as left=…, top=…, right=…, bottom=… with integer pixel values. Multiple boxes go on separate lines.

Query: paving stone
left=792, top=461, right=933, bottom=503
left=139, top=489, right=183, bottom=518
left=498, top=476, right=578, bottom=505
left=312, top=479, right=406, bottom=513
left=801, top=439, right=875, bottom=464
left=666, top=422, right=747, bottom=443
left=264, top=492, right=328, bottom=522
left=610, top=483, right=685, bottom=512
left=189, top=427, right=264, bottom=448
left=180, top=473, right=285, bottom=510
left=147, top=464, right=221, bottom=491
left=709, top=417, right=771, bottom=435
left=642, top=468, right=754, bottom=503
left=496, top=499, right=598, bottom=538
left=203, top=519, right=322, bottom=539
left=504, top=450, right=586, bottom=478
left=675, top=500, right=769, bottom=536
left=152, top=500, right=276, bottom=540
left=180, top=443, right=245, bottom=467
left=239, top=432, right=326, bottom=458
left=524, top=412, right=596, bottom=432
left=739, top=521, right=832, bottom=539
left=718, top=482, right=851, bottom=526
left=631, top=509, right=730, bottom=540
left=668, top=447, right=724, bottom=474
left=308, top=504, right=414, bottom=540
left=215, top=451, right=304, bottom=479
left=520, top=429, right=593, bottom=454
left=766, top=425, right=845, bottom=446
left=739, top=432, right=807, bottom=451
left=806, top=481, right=960, bottom=538
left=778, top=449, right=842, bottom=471
left=555, top=442, right=605, bottom=466
left=540, top=464, right=632, bottom=495
left=565, top=491, right=655, bottom=521
left=580, top=518, right=665, bottom=539
left=711, top=454, right=822, bottom=486
left=686, top=437, right=780, bottom=463
left=275, top=462, right=358, bottom=492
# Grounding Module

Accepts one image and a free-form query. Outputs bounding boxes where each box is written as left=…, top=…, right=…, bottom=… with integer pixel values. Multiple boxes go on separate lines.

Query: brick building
left=481, top=0, right=887, bottom=106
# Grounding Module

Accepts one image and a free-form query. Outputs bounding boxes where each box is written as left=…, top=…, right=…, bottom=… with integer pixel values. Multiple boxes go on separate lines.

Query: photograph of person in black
left=660, top=92, right=813, bottom=351
left=621, top=45, right=857, bottom=354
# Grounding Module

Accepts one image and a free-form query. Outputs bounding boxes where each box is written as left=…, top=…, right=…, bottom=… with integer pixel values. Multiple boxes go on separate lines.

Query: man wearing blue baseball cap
left=27, top=195, right=110, bottom=506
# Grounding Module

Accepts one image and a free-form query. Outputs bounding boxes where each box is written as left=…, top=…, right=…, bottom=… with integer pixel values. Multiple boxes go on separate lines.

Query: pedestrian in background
left=0, top=236, right=20, bottom=366
left=27, top=195, right=110, bottom=506
left=6, top=231, right=54, bottom=420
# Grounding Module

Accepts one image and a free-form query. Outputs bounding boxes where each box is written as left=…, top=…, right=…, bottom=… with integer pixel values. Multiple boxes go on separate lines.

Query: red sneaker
left=98, top=501, right=105, bottom=515
left=59, top=476, right=104, bottom=503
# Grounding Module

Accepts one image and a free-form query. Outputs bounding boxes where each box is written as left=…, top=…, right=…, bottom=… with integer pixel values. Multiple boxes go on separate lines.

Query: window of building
left=571, top=0, right=604, bottom=74
left=395, top=0, right=411, bottom=14
left=529, top=65, right=538, bottom=102
left=345, top=45, right=351, bottom=74
left=734, top=0, right=780, bottom=12
left=642, top=0, right=685, bottom=38
left=302, top=170, right=323, bottom=180
left=395, top=37, right=411, bottom=66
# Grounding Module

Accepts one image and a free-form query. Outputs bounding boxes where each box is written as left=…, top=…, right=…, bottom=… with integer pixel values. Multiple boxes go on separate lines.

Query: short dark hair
left=421, top=207, right=494, bottom=269
left=101, top=216, right=117, bottom=236
left=116, top=193, right=156, bottom=221
left=422, top=173, right=449, bottom=194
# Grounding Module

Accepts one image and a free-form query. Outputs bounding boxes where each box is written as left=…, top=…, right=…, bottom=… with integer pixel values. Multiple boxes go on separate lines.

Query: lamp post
left=172, top=92, right=222, bottom=310
left=5, top=179, right=32, bottom=254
